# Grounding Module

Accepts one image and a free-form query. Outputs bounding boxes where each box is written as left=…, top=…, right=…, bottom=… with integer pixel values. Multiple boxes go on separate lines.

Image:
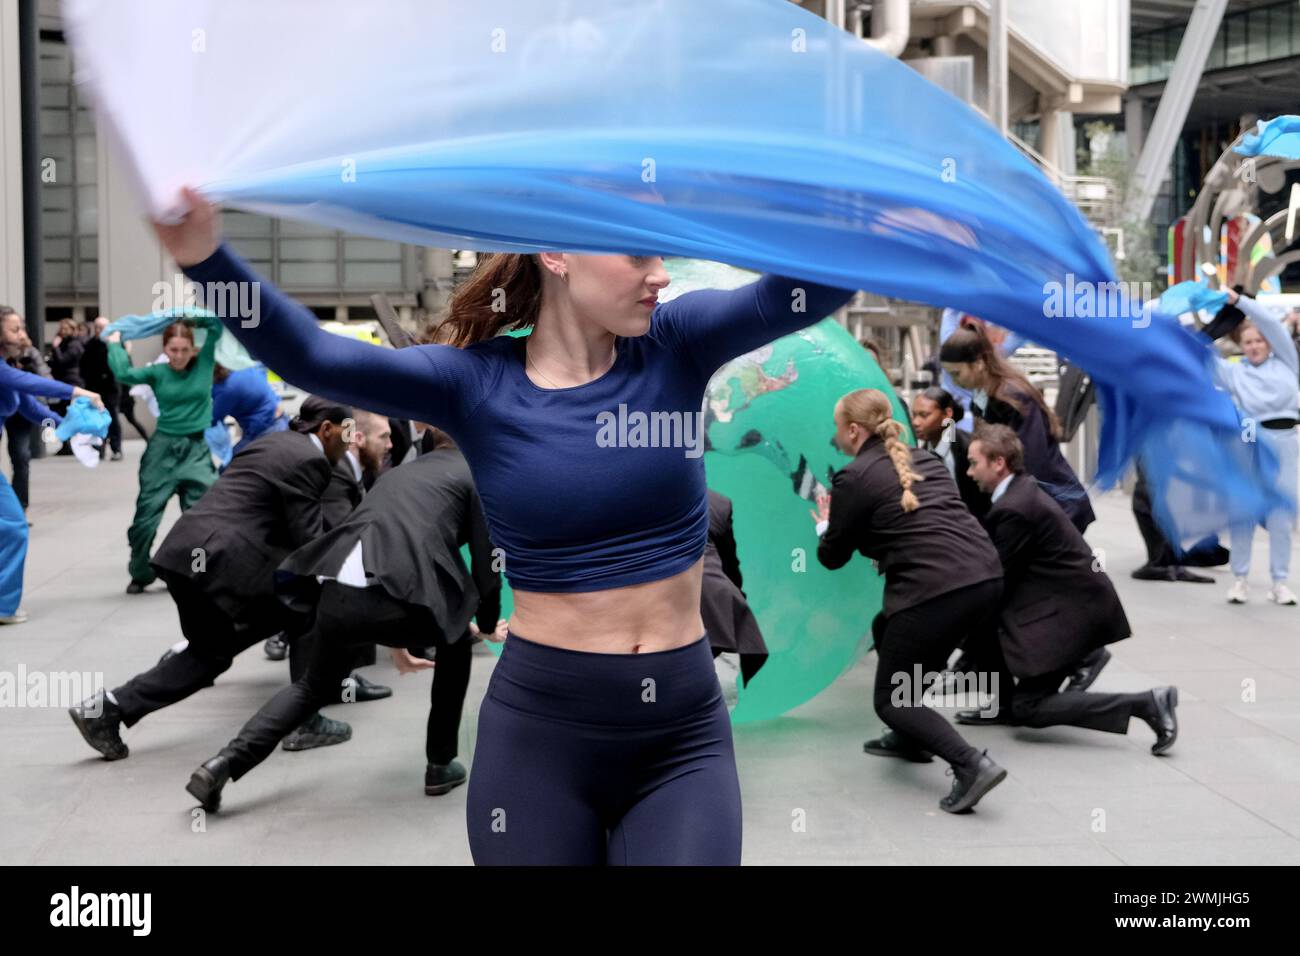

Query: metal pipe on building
left=987, top=0, right=1008, bottom=136
left=862, top=0, right=910, bottom=58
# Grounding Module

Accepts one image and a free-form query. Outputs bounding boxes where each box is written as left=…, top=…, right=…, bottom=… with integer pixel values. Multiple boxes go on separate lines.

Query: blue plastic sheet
left=63, top=0, right=1291, bottom=544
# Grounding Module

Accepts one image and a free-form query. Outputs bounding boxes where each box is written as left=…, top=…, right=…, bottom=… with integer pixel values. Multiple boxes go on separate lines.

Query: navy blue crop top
left=184, top=244, right=856, bottom=593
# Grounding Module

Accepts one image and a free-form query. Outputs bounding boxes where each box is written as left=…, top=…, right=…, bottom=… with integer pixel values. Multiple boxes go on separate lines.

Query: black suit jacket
left=151, top=430, right=332, bottom=620
left=322, top=453, right=365, bottom=531
left=983, top=473, right=1130, bottom=678
left=975, top=386, right=1095, bottom=533
left=702, top=490, right=766, bottom=680
left=818, top=437, right=1002, bottom=617
left=923, top=429, right=990, bottom=520
left=79, top=336, right=117, bottom=395
left=277, top=447, right=502, bottom=645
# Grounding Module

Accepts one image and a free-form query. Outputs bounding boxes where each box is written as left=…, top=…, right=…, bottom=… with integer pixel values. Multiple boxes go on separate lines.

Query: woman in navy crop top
left=155, top=187, right=857, bottom=865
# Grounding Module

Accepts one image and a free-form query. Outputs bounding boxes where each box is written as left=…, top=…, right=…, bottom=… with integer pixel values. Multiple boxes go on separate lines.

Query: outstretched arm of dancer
left=1233, top=291, right=1300, bottom=377
left=154, top=188, right=490, bottom=429
left=0, top=358, right=77, bottom=403
left=654, top=270, right=858, bottom=383
left=16, top=393, right=61, bottom=426
left=104, top=334, right=156, bottom=387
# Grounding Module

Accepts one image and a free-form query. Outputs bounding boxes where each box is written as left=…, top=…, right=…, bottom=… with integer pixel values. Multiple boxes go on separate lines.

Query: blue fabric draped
left=64, top=0, right=1291, bottom=544
left=1235, top=115, right=1300, bottom=159
left=104, top=308, right=258, bottom=371
left=1159, top=281, right=1230, bottom=319
left=53, top=396, right=112, bottom=442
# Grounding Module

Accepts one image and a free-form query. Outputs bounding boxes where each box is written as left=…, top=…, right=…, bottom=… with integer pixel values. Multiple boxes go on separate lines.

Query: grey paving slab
left=1, top=439, right=1297, bottom=865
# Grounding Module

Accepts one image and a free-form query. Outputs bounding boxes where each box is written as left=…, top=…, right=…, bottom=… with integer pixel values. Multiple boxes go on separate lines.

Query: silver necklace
left=526, top=339, right=616, bottom=389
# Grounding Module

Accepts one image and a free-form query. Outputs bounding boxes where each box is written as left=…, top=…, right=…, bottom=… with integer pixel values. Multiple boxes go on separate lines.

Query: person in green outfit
left=106, top=315, right=223, bottom=593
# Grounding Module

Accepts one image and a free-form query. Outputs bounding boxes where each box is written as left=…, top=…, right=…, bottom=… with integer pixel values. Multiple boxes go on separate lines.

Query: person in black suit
left=956, top=425, right=1179, bottom=754
left=813, top=387, right=1007, bottom=814
left=702, top=489, right=767, bottom=693
left=940, top=325, right=1095, bottom=533
left=184, top=426, right=505, bottom=810
left=79, top=316, right=123, bottom=460
left=68, top=400, right=350, bottom=760
left=910, top=386, right=989, bottom=519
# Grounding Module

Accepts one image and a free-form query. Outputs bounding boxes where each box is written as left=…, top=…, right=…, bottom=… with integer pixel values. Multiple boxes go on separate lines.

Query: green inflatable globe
left=478, top=258, right=910, bottom=723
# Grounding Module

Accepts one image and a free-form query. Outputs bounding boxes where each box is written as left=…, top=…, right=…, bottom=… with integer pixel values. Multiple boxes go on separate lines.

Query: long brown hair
left=840, top=388, right=923, bottom=513
left=943, top=325, right=1062, bottom=439
left=426, top=254, right=544, bottom=347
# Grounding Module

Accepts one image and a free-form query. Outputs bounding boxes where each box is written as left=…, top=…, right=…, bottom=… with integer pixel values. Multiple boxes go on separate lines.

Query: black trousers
left=5, top=415, right=32, bottom=509
left=111, top=573, right=297, bottom=727
left=967, top=626, right=1151, bottom=734
left=100, top=389, right=122, bottom=455
left=872, top=578, right=1002, bottom=768
left=219, top=581, right=473, bottom=780
left=117, top=386, right=150, bottom=443
left=1131, top=466, right=1177, bottom=567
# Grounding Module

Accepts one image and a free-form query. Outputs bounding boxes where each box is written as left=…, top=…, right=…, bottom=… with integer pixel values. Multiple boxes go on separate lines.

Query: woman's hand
left=1225, top=289, right=1240, bottom=306
left=72, top=387, right=104, bottom=410
left=390, top=647, right=435, bottom=675
left=488, top=618, right=509, bottom=643
left=151, top=186, right=220, bottom=268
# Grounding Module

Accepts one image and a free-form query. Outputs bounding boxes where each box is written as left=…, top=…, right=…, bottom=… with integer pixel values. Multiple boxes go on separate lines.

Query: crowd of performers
left=1, top=204, right=1294, bottom=861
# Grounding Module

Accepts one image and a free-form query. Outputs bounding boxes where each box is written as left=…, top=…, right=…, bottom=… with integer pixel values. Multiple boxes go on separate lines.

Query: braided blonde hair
left=840, top=388, right=923, bottom=513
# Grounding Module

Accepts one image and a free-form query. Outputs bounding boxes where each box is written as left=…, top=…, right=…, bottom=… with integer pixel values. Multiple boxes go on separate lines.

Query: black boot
left=68, top=691, right=128, bottom=760
left=425, top=760, right=468, bottom=795
left=1065, top=647, right=1111, bottom=692
left=186, top=756, right=232, bottom=812
left=281, top=712, right=352, bottom=751
left=863, top=729, right=934, bottom=762
left=940, top=751, right=1007, bottom=814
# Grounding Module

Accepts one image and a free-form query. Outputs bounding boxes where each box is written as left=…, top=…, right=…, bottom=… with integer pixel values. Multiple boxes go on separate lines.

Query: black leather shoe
left=1065, top=647, right=1111, bottom=692
left=282, top=712, right=352, bottom=751
left=1172, top=567, right=1214, bottom=584
left=263, top=635, right=288, bottom=661
left=863, top=730, right=934, bottom=762
left=68, top=691, right=128, bottom=760
left=954, top=707, right=1018, bottom=726
left=340, top=672, right=392, bottom=703
left=186, top=756, right=231, bottom=812
left=425, top=760, right=468, bottom=795
left=940, top=751, right=1007, bottom=814
left=1147, top=686, right=1179, bottom=755
left=1130, top=563, right=1176, bottom=581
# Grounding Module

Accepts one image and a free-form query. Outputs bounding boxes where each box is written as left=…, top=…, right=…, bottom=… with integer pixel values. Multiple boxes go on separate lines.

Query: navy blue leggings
left=467, top=632, right=742, bottom=865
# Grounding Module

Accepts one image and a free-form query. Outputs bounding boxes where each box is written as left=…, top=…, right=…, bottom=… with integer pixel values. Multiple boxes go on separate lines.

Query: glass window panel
left=343, top=262, right=403, bottom=289
left=280, top=263, right=338, bottom=288
left=78, top=261, right=99, bottom=289
left=78, top=236, right=98, bottom=260
left=227, top=237, right=273, bottom=261
left=44, top=237, right=72, bottom=259
left=43, top=262, right=73, bottom=288
left=279, top=238, right=338, bottom=260
left=278, top=219, right=336, bottom=237
left=75, top=137, right=97, bottom=182
left=1268, top=6, right=1291, bottom=58
left=74, top=108, right=96, bottom=135
left=42, top=210, right=73, bottom=235
left=1226, top=16, right=1247, bottom=67
left=1247, top=9, right=1270, bottom=62
left=344, top=238, right=402, bottom=260
left=41, top=108, right=71, bottom=135
left=221, top=211, right=273, bottom=237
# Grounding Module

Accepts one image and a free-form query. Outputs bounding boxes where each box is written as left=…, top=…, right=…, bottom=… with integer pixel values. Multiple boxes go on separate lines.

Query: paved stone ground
left=2, top=438, right=1298, bottom=865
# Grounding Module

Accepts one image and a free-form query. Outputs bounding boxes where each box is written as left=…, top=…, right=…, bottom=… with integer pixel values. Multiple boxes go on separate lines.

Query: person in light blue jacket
left=1213, top=291, right=1300, bottom=606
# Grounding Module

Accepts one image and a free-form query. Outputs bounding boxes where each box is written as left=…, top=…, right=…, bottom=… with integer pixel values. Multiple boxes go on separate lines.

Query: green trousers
left=126, top=432, right=217, bottom=584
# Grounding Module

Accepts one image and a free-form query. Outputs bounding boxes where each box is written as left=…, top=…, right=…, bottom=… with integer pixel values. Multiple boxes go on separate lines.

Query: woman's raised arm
left=156, top=189, right=489, bottom=427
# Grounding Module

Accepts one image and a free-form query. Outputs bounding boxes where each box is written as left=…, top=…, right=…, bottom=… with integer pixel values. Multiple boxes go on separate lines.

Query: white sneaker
left=1268, top=583, right=1298, bottom=606
left=1227, top=579, right=1249, bottom=604
left=0, top=608, right=28, bottom=625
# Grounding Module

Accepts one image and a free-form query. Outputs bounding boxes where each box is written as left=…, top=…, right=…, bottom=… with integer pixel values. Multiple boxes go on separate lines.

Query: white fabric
left=345, top=449, right=362, bottom=483
left=991, top=473, right=1014, bottom=504
left=307, top=433, right=324, bottom=457
left=70, top=433, right=102, bottom=468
